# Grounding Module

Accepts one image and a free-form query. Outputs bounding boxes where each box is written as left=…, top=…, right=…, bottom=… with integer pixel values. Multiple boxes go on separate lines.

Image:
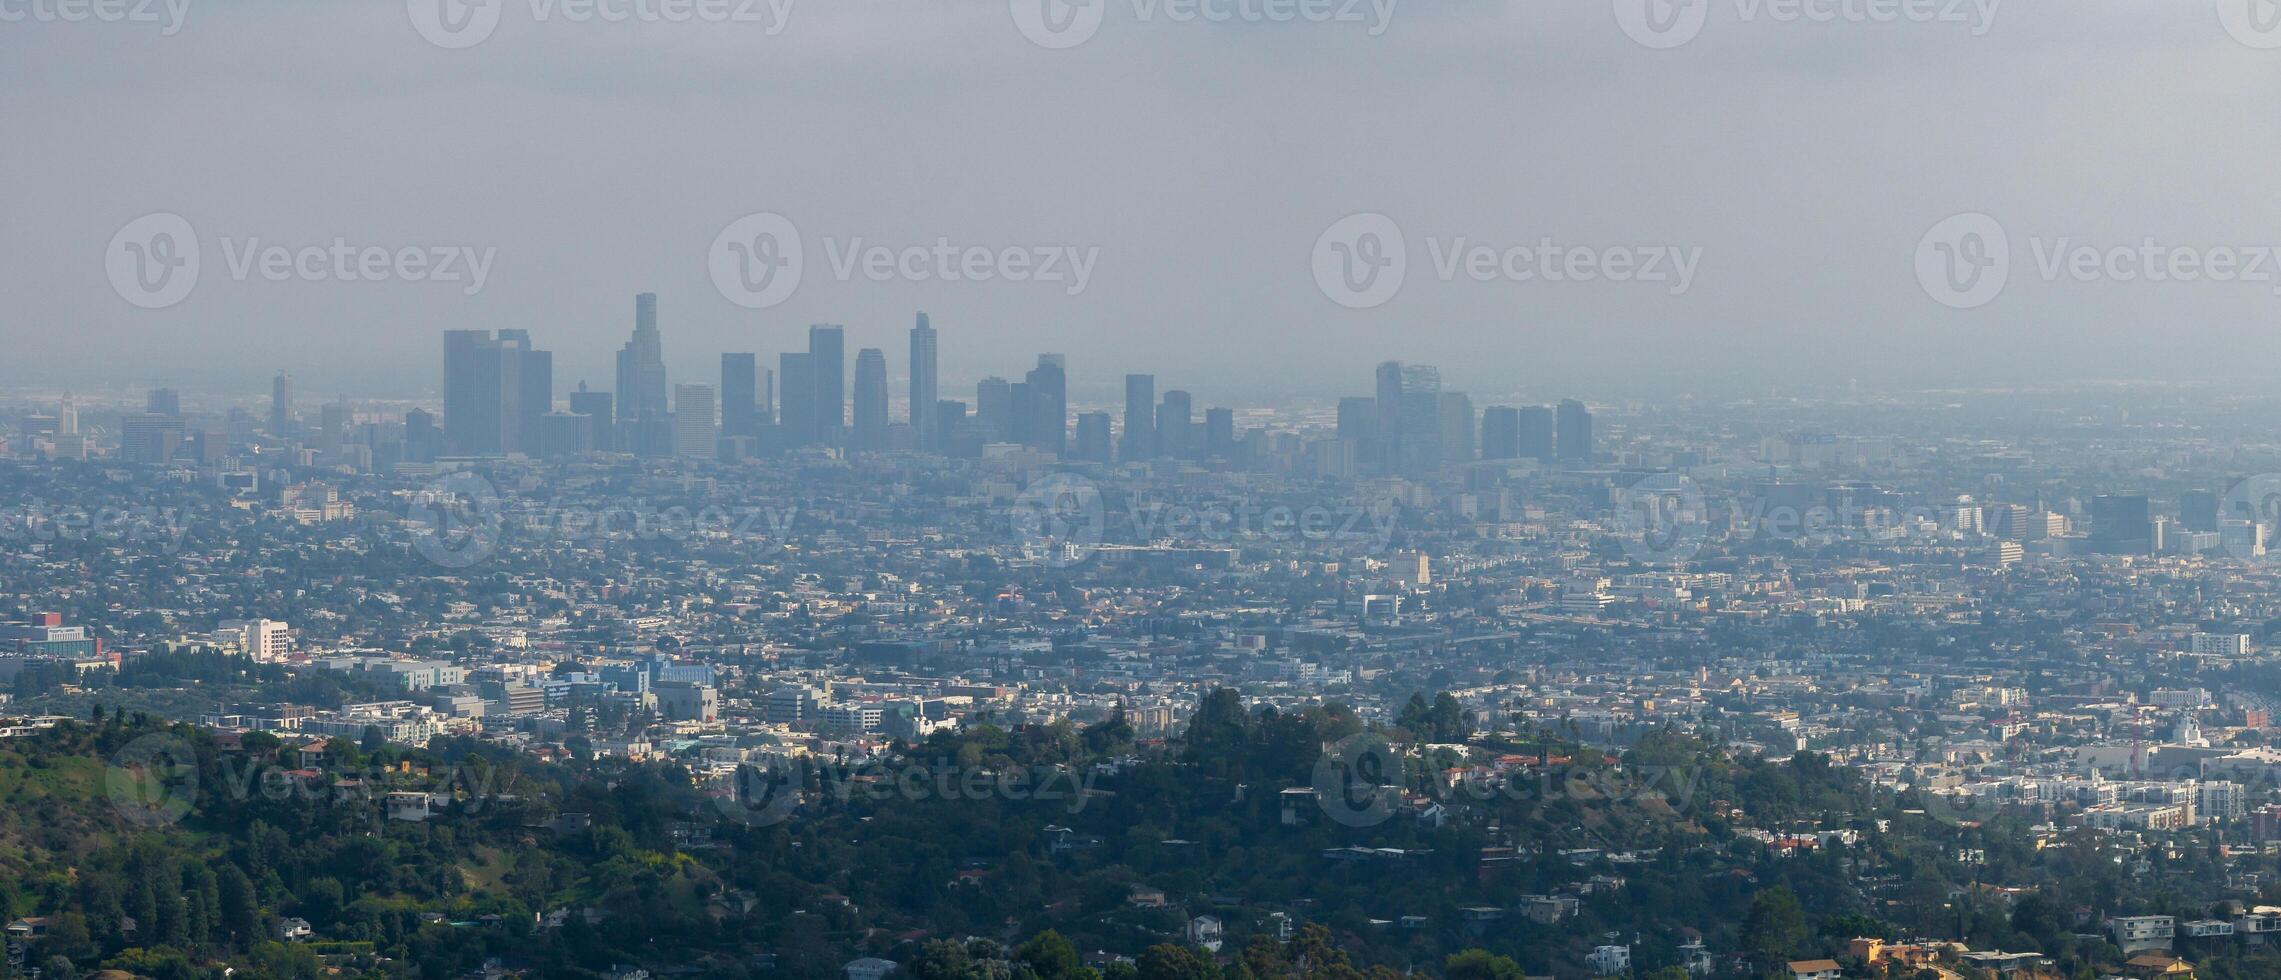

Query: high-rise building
left=1438, top=392, right=1475, bottom=465
left=146, top=388, right=181, bottom=417
left=1481, top=406, right=1520, bottom=460
left=1374, top=361, right=1403, bottom=471
left=1026, top=354, right=1067, bottom=456
left=1556, top=399, right=1593, bottom=462
left=270, top=370, right=294, bottom=435
left=1123, top=374, right=1156, bottom=462
left=120, top=413, right=184, bottom=463
left=1204, top=408, right=1236, bottom=460
left=809, top=324, right=845, bottom=444
left=615, top=293, right=669, bottom=453
left=1397, top=364, right=1442, bottom=476
left=1157, top=390, right=1194, bottom=460
left=1074, top=411, right=1113, bottom=463
left=722, top=353, right=760, bottom=440
left=976, top=376, right=1013, bottom=443
left=852, top=348, right=889, bottom=452
left=779, top=353, right=817, bottom=446
left=2090, top=493, right=2153, bottom=555
left=567, top=384, right=613, bottom=453
left=909, top=313, right=938, bottom=451
left=403, top=408, right=439, bottom=462
left=1337, top=396, right=1376, bottom=457
left=443, top=329, right=548, bottom=456
left=1517, top=406, right=1556, bottom=460
left=2182, top=489, right=2220, bottom=533
left=671, top=384, right=716, bottom=459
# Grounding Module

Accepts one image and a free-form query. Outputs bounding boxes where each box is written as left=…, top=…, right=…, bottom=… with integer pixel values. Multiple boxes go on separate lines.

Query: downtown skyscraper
left=909, top=313, right=938, bottom=451
left=853, top=348, right=889, bottom=452
left=809, top=324, right=845, bottom=446
left=615, top=293, right=669, bottom=455
left=1123, top=374, right=1155, bottom=462
left=443, top=328, right=551, bottom=456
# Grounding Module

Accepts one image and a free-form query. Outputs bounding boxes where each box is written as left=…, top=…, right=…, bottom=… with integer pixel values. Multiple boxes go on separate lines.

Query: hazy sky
left=7, top=0, right=2281, bottom=407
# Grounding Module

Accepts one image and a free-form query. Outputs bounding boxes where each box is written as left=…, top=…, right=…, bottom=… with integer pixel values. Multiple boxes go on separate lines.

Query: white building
left=1586, top=945, right=1629, bottom=976
left=215, top=619, right=292, bottom=661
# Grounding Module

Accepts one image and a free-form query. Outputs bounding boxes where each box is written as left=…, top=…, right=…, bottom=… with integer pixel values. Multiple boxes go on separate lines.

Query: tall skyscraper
left=1517, top=406, right=1556, bottom=460
left=779, top=353, right=817, bottom=446
left=2182, top=489, right=2220, bottom=533
left=567, top=383, right=613, bottom=453
left=722, top=353, right=759, bottom=440
left=1374, top=361, right=1403, bottom=471
left=1481, top=406, right=1520, bottom=460
left=147, top=388, right=181, bottom=417
left=2090, top=493, right=2153, bottom=555
left=1556, top=399, right=1593, bottom=462
left=1397, top=364, right=1442, bottom=476
left=270, top=370, right=293, bottom=435
left=852, top=348, right=889, bottom=452
left=671, top=384, right=716, bottom=459
left=1074, top=411, right=1113, bottom=463
left=1123, top=374, right=1156, bottom=462
left=1204, top=407, right=1235, bottom=459
left=1157, top=389, right=1194, bottom=460
left=808, top=324, right=846, bottom=444
left=1026, top=354, right=1067, bottom=456
left=976, top=377, right=1013, bottom=442
left=909, top=313, right=938, bottom=451
left=1337, top=396, right=1375, bottom=454
left=1438, top=392, right=1475, bottom=465
left=443, top=329, right=549, bottom=456
left=616, top=293, right=669, bottom=454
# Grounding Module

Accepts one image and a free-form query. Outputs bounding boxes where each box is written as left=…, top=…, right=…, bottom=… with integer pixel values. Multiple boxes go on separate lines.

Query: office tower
left=538, top=411, right=594, bottom=458
left=615, top=293, right=669, bottom=453
left=1397, top=364, right=1442, bottom=476
left=2090, top=493, right=2153, bottom=555
left=443, top=329, right=550, bottom=456
left=501, top=329, right=551, bottom=452
left=2182, top=489, right=2220, bottom=533
left=146, top=388, right=180, bottom=417
left=1374, top=361, right=1403, bottom=470
left=976, top=376, right=1013, bottom=442
left=270, top=370, right=293, bottom=434
left=909, top=313, right=938, bottom=451
left=119, top=413, right=183, bottom=463
left=567, top=385, right=613, bottom=452
left=779, top=353, right=817, bottom=446
left=1123, top=374, right=1157, bottom=462
left=1481, top=406, right=1520, bottom=460
left=808, top=324, right=845, bottom=444
left=853, top=348, right=889, bottom=452
left=1556, top=399, right=1593, bottom=462
left=318, top=399, right=351, bottom=454
left=1026, top=354, right=1067, bottom=456
left=1074, top=411, right=1113, bottom=463
left=1337, top=396, right=1376, bottom=456
left=1008, top=382, right=1033, bottom=444
left=671, top=384, right=716, bottom=459
left=1203, top=408, right=1236, bottom=459
left=1438, top=392, right=1475, bottom=465
left=1157, top=390, right=1194, bottom=460
left=936, top=400, right=970, bottom=455
left=1517, top=406, right=1556, bottom=460
left=722, top=353, right=759, bottom=440
left=403, top=408, right=439, bottom=462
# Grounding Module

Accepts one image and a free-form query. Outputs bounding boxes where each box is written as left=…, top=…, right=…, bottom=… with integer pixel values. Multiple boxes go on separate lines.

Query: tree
left=1444, top=950, right=1525, bottom=980
left=1742, top=885, right=1808, bottom=967
left=1018, top=930, right=1083, bottom=980
left=1136, top=944, right=1214, bottom=980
